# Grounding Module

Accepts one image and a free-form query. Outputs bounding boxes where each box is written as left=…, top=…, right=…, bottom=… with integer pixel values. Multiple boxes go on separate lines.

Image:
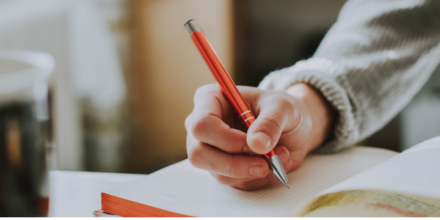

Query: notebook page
left=104, top=147, right=396, bottom=217
left=315, top=136, right=440, bottom=199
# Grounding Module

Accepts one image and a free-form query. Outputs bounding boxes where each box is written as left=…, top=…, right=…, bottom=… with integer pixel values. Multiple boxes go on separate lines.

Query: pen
left=184, top=19, right=289, bottom=189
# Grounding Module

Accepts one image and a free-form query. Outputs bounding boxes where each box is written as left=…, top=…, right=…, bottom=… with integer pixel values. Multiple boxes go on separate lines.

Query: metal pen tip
left=268, top=155, right=289, bottom=186
left=284, top=183, right=290, bottom=189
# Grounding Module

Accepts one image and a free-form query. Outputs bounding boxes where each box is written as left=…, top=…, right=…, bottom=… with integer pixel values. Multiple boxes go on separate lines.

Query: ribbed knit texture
left=259, top=0, right=440, bottom=153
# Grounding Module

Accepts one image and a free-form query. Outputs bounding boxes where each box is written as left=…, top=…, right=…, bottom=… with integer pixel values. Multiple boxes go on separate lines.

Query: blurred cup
left=0, top=50, right=54, bottom=217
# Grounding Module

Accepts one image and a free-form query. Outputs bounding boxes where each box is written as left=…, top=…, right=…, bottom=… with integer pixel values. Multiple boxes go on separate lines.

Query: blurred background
left=1, top=0, right=438, bottom=174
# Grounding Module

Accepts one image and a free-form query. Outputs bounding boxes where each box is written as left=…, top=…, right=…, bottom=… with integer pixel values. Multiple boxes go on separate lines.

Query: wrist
left=285, top=83, right=336, bottom=153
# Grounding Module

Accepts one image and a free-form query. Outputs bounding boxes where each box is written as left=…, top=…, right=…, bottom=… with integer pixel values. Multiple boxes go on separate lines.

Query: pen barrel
left=189, top=31, right=256, bottom=128
left=185, top=20, right=277, bottom=160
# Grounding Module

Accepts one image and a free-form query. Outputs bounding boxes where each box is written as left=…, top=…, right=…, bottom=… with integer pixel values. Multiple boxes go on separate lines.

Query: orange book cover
left=101, top=192, right=191, bottom=217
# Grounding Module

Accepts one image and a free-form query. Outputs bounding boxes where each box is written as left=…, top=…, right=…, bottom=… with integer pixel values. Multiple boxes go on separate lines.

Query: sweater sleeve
left=258, top=0, right=440, bottom=153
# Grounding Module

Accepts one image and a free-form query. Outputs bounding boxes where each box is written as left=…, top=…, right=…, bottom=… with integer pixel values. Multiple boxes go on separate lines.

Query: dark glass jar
left=0, top=51, right=54, bottom=217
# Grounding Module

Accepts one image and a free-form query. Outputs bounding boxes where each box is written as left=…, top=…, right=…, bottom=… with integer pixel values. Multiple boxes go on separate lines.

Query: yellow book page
left=300, top=190, right=440, bottom=217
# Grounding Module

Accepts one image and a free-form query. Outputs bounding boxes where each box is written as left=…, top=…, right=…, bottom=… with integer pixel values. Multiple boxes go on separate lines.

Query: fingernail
left=253, top=132, right=271, bottom=149
left=276, top=149, right=289, bottom=163
left=250, top=165, right=264, bottom=177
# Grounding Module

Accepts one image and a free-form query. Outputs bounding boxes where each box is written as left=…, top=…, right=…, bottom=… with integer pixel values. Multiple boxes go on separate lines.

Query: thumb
left=246, top=100, right=294, bottom=154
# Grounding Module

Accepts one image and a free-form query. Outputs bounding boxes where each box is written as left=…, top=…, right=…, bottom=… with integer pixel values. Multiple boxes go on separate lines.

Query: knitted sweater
left=259, top=0, right=440, bottom=153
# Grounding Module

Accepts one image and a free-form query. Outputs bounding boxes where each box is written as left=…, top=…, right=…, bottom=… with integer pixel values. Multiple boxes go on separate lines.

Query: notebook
left=101, top=136, right=440, bottom=217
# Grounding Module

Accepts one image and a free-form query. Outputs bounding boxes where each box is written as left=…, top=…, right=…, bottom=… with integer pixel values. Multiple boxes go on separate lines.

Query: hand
left=185, top=83, right=335, bottom=190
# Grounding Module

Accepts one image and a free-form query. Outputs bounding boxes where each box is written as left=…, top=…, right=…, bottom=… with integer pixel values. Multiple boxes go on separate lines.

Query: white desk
left=48, top=171, right=145, bottom=217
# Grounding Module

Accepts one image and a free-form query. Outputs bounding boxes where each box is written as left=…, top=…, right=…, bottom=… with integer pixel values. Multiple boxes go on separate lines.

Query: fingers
left=210, top=172, right=275, bottom=190
left=187, top=84, right=257, bottom=154
left=187, top=132, right=272, bottom=179
left=210, top=146, right=298, bottom=190
left=247, top=96, right=298, bottom=154
left=186, top=84, right=250, bottom=154
left=189, top=113, right=254, bottom=154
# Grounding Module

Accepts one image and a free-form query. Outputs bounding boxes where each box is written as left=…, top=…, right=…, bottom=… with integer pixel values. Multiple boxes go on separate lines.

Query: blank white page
left=104, top=147, right=396, bottom=217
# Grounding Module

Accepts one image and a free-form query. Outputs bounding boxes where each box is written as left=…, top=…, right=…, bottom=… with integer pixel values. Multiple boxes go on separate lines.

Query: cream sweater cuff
left=258, top=58, right=358, bottom=153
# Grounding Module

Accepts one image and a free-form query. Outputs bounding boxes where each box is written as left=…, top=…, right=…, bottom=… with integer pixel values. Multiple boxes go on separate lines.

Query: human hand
left=185, top=83, right=335, bottom=190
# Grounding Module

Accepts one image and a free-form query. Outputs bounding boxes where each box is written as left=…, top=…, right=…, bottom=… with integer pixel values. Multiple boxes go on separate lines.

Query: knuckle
left=188, top=145, right=204, bottom=168
left=191, top=115, right=209, bottom=139
left=277, top=96, right=294, bottom=110
left=235, top=182, right=254, bottom=191
left=184, top=113, right=193, bottom=130
left=226, top=157, right=240, bottom=178
left=214, top=175, right=232, bottom=185
left=223, top=136, right=235, bottom=152
left=261, top=115, right=282, bottom=130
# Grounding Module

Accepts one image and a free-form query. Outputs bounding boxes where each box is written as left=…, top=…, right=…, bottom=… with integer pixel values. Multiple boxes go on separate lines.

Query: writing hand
left=185, top=83, right=335, bottom=190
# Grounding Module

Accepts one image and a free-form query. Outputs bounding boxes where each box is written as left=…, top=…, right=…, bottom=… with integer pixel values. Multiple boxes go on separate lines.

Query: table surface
left=48, top=170, right=145, bottom=217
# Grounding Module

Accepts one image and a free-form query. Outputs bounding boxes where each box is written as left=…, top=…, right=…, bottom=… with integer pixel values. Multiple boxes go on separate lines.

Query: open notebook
left=101, top=137, right=440, bottom=217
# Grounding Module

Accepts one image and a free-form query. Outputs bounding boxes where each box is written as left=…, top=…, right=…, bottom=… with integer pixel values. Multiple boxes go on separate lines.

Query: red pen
left=184, top=19, right=289, bottom=188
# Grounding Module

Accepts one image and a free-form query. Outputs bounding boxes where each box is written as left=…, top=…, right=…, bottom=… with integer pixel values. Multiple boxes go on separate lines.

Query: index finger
left=192, top=84, right=229, bottom=119
left=188, top=85, right=254, bottom=154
